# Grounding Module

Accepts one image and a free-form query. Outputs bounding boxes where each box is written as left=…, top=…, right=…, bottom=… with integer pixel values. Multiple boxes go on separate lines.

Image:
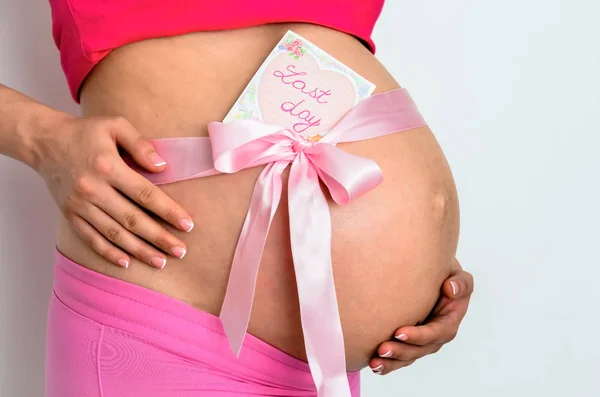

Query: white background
left=1, top=0, right=599, bottom=396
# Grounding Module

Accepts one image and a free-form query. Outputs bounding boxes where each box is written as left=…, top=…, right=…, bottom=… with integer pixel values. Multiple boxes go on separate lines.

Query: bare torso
left=55, top=24, right=459, bottom=370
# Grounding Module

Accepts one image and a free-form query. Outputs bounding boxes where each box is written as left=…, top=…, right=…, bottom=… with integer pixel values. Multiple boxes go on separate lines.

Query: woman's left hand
left=369, top=258, right=474, bottom=375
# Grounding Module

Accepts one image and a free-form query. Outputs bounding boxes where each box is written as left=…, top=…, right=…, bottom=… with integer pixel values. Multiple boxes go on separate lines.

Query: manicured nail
left=379, top=350, right=393, bottom=358
left=171, top=246, right=186, bottom=259
left=371, top=364, right=383, bottom=374
left=179, top=218, right=194, bottom=232
left=450, top=281, right=458, bottom=295
left=395, top=333, right=408, bottom=341
left=150, top=256, right=167, bottom=269
left=149, top=152, right=167, bottom=167
left=117, top=258, right=129, bottom=268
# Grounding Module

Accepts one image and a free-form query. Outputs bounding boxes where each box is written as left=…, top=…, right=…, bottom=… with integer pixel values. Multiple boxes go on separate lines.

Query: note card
left=223, top=30, right=376, bottom=139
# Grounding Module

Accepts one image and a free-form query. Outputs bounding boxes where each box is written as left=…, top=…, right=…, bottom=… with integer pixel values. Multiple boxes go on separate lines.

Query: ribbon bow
left=209, top=120, right=386, bottom=396
left=131, top=88, right=427, bottom=396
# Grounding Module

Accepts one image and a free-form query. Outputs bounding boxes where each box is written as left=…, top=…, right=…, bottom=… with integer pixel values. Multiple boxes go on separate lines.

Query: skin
left=371, top=258, right=474, bottom=374
left=0, top=23, right=474, bottom=376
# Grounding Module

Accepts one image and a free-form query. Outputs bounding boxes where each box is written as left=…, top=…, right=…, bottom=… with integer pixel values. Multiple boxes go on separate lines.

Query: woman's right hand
left=33, top=113, right=194, bottom=269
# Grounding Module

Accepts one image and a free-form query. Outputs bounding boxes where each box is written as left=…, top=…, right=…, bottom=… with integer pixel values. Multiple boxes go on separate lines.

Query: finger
left=376, top=340, right=442, bottom=362
left=92, top=184, right=187, bottom=260
left=392, top=314, right=461, bottom=346
left=442, top=269, right=475, bottom=299
left=69, top=214, right=130, bottom=268
left=451, top=256, right=464, bottom=273
left=110, top=117, right=168, bottom=172
left=369, top=358, right=416, bottom=375
left=110, top=163, right=195, bottom=233
left=81, top=204, right=169, bottom=269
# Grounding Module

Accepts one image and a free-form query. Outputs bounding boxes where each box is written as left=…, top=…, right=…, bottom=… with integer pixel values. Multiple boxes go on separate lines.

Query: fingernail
left=179, top=218, right=194, bottom=232
left=371, top=364, right=383, bottom=374
left=149, top=152, right=167, bottom=167
left=379, top=350, right=393, bottom=358
left=117, top=258, right=129, bottom=268
left=150, top=256, right=167, bottom=269
left=395, top=333, right=408, bottom=341
left=171, top=246, right=186, bottom=259
left=450, top=281, right=459, bottom=295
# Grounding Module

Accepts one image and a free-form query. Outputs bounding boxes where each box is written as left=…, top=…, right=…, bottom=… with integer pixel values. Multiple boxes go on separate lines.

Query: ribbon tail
left=288, top=153, right=351, bottom=397
left=219, top=161, right=288, bottom=356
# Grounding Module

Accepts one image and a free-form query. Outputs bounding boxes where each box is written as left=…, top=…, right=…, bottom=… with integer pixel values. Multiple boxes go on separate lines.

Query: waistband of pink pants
left=51, top=247, right=361, bottom=395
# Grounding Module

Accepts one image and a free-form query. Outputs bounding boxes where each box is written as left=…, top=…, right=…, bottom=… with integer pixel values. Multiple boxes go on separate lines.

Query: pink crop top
left=48, top=0, right=384, bottom=103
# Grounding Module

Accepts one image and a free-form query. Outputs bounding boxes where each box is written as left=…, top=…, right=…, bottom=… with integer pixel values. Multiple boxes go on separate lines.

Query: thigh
left=46, top=291, right=230, bottom=397
left=45, top=292, right=102, bottom=397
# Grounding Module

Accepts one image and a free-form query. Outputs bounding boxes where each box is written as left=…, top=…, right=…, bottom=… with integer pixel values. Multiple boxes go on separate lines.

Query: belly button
left=431, top=190, right=450, bottom=223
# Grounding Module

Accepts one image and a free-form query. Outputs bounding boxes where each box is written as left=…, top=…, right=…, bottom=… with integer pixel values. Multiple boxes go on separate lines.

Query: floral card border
left=223, top=30, right=376, bottom=123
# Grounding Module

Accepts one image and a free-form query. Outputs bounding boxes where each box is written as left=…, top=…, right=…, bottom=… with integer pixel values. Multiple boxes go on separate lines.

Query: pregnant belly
left=56, top=23, right=459, bottom=370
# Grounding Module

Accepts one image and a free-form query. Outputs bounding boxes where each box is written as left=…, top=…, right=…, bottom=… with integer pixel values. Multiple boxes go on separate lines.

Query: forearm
left=0, top=83, right=71, bottom=169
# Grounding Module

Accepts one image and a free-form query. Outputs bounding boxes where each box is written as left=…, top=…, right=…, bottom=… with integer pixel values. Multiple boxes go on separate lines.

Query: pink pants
left=46, top=248, right=361, bottom=396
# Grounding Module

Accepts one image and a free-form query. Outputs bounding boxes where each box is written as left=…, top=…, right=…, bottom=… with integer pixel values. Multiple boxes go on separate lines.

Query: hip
left=47, top=249, right=359, bottom=396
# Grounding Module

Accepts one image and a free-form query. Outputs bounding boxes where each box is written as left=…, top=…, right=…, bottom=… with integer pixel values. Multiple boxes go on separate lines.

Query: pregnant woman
left=0, top=1, right=474, bottom=396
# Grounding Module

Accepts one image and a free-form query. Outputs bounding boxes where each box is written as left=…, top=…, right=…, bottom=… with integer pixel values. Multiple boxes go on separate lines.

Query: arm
left=0, top=83, right=63, bottom=168
left=0, top=83, right=192, bottom=268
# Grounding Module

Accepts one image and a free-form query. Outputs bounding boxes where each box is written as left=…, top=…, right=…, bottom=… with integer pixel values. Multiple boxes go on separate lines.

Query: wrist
left=16, top=103, right=74, bottom=171
left=0, top=84, right=74, bottom=170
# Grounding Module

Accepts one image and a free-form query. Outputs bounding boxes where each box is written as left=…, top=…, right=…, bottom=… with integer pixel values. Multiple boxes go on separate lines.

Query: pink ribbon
left=129, top=88, right=427, bottom=396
